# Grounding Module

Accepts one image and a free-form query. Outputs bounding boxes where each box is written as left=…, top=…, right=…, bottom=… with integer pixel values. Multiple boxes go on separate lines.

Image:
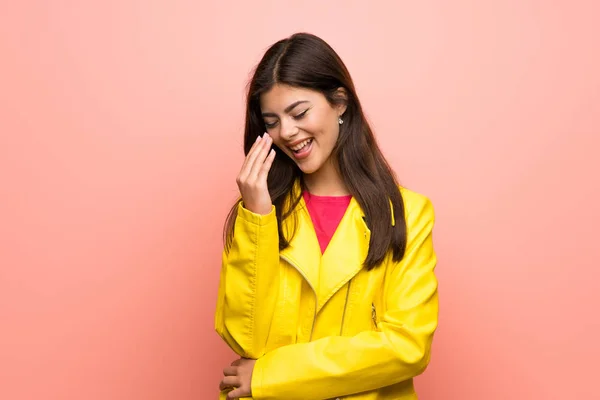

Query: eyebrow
left=261, top=100, right=309, bottom=117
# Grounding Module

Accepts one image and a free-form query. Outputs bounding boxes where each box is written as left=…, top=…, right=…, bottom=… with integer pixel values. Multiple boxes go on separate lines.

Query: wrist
left=237, top=203, right=276, bottom=226
left=241, top=202, right=274, bottom=216
left=250, top=357, right=264, bottom=399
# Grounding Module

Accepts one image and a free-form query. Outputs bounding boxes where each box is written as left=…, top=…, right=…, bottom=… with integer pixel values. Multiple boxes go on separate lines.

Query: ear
left=333, top=87, right=348, bottom=116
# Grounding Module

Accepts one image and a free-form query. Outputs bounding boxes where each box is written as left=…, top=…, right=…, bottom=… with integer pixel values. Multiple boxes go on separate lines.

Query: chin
left=297, top=161, right=321, bottom=175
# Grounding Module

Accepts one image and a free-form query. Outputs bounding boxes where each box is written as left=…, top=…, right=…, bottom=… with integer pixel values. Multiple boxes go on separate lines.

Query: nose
left=279, top=117, right=298, bottom=141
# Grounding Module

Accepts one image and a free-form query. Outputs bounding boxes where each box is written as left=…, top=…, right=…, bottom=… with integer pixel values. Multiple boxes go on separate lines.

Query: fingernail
left=256, top=136, right=261, bottom=142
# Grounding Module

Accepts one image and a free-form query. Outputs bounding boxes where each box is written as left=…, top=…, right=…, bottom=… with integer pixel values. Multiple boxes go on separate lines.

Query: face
left=260, top=84, right=346, bottom=175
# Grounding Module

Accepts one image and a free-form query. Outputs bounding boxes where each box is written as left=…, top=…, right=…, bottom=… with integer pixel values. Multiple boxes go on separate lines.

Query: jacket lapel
left=318, top=198, right=370, bottom=311
left=280, top=193, right=371, bottom=312
left=279, top=200, right=321, bottom=294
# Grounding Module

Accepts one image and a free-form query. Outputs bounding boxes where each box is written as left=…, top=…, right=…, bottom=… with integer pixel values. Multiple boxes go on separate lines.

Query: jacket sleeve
left=214, top=202, right=280, bottom=359
left=250, top=195, right=438, bottom=400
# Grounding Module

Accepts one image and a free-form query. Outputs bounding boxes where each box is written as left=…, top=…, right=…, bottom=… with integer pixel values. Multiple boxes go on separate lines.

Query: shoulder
left=398, top=186, right=435, bottom=230
left=399, top=186, right=433, bottom=211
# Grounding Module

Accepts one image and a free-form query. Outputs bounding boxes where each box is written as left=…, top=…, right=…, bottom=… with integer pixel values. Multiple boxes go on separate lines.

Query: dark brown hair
left=224, top=32, right=406, bottom=270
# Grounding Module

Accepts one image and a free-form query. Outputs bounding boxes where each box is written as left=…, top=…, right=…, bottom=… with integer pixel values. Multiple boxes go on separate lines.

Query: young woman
left=214, top=33, right=438, bottom=400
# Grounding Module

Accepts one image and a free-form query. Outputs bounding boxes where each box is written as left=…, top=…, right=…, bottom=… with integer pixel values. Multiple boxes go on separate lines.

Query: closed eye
left=293, top=109, right=309, bottom=120
left=264, top=120, right=278, bottom=129
left=263, top=108, right=309, bottom=129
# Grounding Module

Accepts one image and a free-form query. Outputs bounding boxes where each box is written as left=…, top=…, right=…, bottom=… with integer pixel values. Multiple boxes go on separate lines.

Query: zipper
left=372, top=303, right=378, bottom=329
left=280, top=254, right=317, bottom=341
left=339, top=279, right=352, bottom=336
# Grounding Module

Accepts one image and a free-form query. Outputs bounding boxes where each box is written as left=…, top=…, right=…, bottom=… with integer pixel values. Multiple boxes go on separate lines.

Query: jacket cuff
left=251, top=356, right=266, bottom=399
left=237, top=203, right=277, bottom=226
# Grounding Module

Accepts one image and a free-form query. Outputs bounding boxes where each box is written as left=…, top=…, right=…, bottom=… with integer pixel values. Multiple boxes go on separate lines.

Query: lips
left=290, top=138, right=313, bottom=153
left=288, top=138, right=313, bottom=160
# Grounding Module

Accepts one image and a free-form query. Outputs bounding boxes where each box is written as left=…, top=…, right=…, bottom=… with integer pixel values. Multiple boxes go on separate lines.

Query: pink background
left=1, top=1, right=599, bottom=399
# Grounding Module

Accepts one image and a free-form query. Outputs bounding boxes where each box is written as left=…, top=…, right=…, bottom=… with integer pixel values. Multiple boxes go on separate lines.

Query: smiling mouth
left=290, top=138, right=313, bottom=153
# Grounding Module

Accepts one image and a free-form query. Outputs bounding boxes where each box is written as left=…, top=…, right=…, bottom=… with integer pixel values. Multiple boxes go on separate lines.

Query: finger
left=227, top=387, right=246, bottom=400
left=247, top=134, right=271, bottom=172
left=247, top=134, right=273, bottom=180
left=257, top=149, right=276, bottom=181
left=239, top=134, right=268, bottom=181
left=223, top=366, right=238, bottom=376
left=241, top=135, right=263, bottom=171
left=231, top=359, right=242, bottom=366
left=239, top=136, right=262, bottom=182
left=219, top=376, right=239, bottom=391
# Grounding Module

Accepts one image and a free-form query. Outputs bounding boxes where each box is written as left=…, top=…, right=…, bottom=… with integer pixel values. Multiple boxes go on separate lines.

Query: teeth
left=291, top=139, right=311, bottom=151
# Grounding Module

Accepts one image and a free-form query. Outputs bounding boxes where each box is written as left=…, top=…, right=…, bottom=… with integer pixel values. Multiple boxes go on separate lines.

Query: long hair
left=224, top=32, right=407, bottom=270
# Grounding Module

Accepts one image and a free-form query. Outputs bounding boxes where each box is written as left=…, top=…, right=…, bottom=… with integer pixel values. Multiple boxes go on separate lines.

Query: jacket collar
left=279, top=184, right=371, bottom=312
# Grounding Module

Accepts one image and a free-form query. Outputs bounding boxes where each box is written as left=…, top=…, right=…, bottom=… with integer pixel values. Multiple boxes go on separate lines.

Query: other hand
left=219, top=357, right=257, bottom=400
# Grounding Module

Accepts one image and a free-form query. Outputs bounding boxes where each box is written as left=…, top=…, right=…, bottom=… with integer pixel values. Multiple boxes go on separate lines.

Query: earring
left=338, top=117, right=344, bottom=125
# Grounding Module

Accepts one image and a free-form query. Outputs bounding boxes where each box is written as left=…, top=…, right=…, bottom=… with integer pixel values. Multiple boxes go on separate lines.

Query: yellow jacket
left=215, top=187, right=438, bottom=399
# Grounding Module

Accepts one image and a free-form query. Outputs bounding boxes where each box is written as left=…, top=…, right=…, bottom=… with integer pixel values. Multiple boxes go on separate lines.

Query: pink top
left=302, top=191, right=352, bottom=254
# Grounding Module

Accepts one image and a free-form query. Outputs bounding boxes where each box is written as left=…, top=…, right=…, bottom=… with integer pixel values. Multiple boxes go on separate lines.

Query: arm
left=251, top=195, right=438, bottom=400
left=215, top=133, right=279, bottom=359
left=214, top=202, right=280, bottom=359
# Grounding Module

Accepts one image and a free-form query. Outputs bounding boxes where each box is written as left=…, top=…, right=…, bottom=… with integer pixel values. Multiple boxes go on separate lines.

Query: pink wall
left=1, top=1, right=599, bottom=399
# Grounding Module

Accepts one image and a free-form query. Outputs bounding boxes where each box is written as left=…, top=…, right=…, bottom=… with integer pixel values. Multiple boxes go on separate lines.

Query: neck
left=303, top=158, right=349, bottom=196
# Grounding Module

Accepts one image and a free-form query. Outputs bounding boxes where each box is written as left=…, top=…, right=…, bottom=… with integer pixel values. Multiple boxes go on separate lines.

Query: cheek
left=317, top=122, right=339, bottom=145
left=272, top=139, right=288, bottom=153
left=267, top=132, right=282, bottom=147
left=307, top=113, right=335, bottom=140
